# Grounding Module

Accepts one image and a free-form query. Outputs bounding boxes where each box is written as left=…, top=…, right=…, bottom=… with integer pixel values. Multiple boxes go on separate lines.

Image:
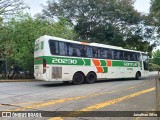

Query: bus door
left=142, top=54, right=149, bottom=76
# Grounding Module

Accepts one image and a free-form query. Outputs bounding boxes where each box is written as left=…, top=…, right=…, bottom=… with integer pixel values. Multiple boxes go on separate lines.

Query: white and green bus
left=34, top=35, right=149, bottom=84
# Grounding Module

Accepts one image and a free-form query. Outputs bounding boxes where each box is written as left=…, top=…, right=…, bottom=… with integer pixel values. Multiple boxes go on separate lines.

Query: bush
left=149, top=63, right=160, bottom=71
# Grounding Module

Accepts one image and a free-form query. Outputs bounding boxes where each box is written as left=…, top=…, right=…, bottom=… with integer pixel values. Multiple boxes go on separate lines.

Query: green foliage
left=150, top=0, right=160, bottom=18
left=0, top=14, right=77, bottom=72
left=0, top=0, right=27, bottom=17
left=152, top=50, right=160, bottom=65
left=149, top=63, right=160, bottom=71
left=43, top=0, right=156, bottom=54
left=150, top=0, right=160, bottom=45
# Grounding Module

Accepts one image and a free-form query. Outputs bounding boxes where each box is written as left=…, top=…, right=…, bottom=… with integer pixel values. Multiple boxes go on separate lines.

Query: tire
left=72, top=72, right=85, bottom=85
left=86, top=72, right=97, bottom=84
left=135, top=72, right=140, bottom=80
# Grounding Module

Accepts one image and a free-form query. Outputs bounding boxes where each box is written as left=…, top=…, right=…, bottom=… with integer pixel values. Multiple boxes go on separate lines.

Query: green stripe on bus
left=103, top=67, right=108, bottom=73
left=100, top=60, right=107, bottom=66
left=112, top=61, right=138, bottom=67
left=84, top=59, right=91, bottom=66
left=112, top=61, right=124, bottom=67
left=34, top=56, right=139, bottom=67
left=34, top=56, right=91, bottom=66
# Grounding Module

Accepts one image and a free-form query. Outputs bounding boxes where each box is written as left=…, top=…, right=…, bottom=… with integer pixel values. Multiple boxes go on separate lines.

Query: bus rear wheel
left=72, top=72, right=84, bottom=85
left=86, top=72, right=97, bottom=84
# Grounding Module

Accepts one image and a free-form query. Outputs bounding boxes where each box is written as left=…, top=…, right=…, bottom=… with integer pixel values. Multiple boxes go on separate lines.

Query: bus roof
left=37, top=35, right=147, bottom=54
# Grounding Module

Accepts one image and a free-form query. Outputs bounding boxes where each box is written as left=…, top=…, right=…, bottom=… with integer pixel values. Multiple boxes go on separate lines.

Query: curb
left=0, top=79, right=41, bottom=82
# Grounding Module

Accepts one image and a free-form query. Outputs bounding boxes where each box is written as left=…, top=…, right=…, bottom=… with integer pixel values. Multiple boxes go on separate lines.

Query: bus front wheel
left=86, top=72, right=97, bottom=84
left=72, top=72, right=85, bottom=85
left=135, top=72, right=140, bottom=80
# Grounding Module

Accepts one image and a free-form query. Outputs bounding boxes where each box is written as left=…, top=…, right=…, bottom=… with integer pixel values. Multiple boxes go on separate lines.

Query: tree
left=152, top=50, right=160, bottom=65
left=42, top=0, right=156, bottom=53
left=150, top=0, right=160, bottom=44
left=150, top=0, right=160, bottom=18
left=0, top=14, right=77, bottom=72
left=0, top=0, right=26, bottom=16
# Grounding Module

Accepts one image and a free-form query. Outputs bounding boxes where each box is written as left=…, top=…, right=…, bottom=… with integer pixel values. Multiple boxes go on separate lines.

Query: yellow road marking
left=7, top=81, right=151, bottom=111
left=13, top=101, right=43, bottom=105
left=49, top=87, right=155, bottom=120
left=11, top=96, right=86, bottom=111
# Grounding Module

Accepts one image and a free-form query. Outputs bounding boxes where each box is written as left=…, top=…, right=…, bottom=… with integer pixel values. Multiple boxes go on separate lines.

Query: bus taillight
left=43, top=59, right=46, bottom=73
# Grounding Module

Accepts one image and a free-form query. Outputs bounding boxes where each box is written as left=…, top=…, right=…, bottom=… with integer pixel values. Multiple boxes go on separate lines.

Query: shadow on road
left=37, top=76, right=153, bottom=88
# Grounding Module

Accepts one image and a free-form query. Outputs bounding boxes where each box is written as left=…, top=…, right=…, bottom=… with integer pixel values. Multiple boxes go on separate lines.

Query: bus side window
left=128, top=52, right=131, bottom=61
left=100, top=48, right=107, bottom=59
left=92, top=47, right=99, bottom=58
left=75, top=44, right=81, bottom=57
left=49, top=40, right=59, bottom=55
left=114, top=50, right=119, bottom=60
left=68, top=43, right=74, bottom=56
left=131, top=53, right=136, bottom=61
left=68, top=43, right=81, bottom=57
left=59, top=42, right=67, bottom=56
left=119, top=51, right=124, bottom=60
left=136, top=53, right=141, bottom=61
left=72, top=48, right=78, bottom=56
left=124, top=51, right=129, bottom=60
left=80, top=45, right=87, bottom=57
left=115, top=50, right=123, bottom=60
left=107, top=49, right=113, bottom=59
left=86, top=47, right=93, bottom=58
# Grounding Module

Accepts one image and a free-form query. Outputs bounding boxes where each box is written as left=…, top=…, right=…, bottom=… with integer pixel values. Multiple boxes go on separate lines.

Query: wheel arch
left=136, top=71, right=141, bottom=77
left=87, top=71, right=97, bottom=77
left=73, top=71, right=85, bottom=77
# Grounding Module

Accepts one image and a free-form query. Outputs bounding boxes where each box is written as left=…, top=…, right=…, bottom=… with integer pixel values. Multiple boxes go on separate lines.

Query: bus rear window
left=34, top=41, right=44, bottom=52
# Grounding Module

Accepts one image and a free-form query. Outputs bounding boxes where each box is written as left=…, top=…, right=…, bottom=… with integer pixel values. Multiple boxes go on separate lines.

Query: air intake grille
left=52, top=67, right=62, bottom=79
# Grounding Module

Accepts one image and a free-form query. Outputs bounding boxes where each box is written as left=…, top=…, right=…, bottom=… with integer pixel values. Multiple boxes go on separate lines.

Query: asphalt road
left=0, top=72, right=159, bottom=120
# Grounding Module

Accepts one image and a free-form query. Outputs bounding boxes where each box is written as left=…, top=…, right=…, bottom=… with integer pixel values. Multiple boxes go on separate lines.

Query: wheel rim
left=88, top=74, right=95, bottom=81
left=75, top=74, right=83, bottom=83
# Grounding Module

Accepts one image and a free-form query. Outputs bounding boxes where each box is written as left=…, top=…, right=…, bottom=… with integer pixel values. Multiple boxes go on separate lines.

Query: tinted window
left=86, top=47, right=93, bottom=58
left=49, top=40, right=59, bottom=55
left=92, top=47, right=100, bottom=58
left=68, top=43, right=81, bottom=57
left=80, top=45, right=87, bottom=57
left=114, top=50, right=123, bottom=60
left=136, top=53, right=141, bottom=61
left=107, top=49, right=114, bottom=59
left=124, top=52, right=132, bottom=61
left=130, top=53, right=137, bottom=61
left=49, top=40, right=142, bottom=61
left=59, top=42, right=68, bottom=56
left=100, top=48, right=108, bottom=59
